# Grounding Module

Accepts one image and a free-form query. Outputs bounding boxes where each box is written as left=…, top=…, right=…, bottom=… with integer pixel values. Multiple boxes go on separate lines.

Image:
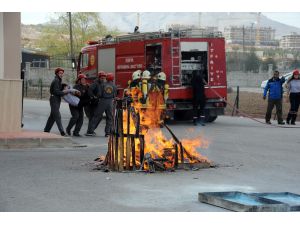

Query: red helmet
left=106, top=73, right=114, bottom=82
left=98, top=71, right=106, bottom=78
left=55, top=67, right=64, bottom=75
left=77, top=74, right=87, bottom=80
left=76, top=73, right=87, bottom=82
left=293, top=69, right=300, bottom=76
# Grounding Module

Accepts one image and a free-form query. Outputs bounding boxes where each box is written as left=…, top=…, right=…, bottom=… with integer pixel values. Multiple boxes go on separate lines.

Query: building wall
left=280, top=33, right=300, bottom=49
left=0, top=12, right=22, bottom=132
left=3, top=12, right=21, bottom=79
left=0, top=13, right=4, bottom=79
left=0, top=79, right=22, bottom=132
left=227, top=71, right=270, bottom=88
left=224, top=26, right=277, bottom=46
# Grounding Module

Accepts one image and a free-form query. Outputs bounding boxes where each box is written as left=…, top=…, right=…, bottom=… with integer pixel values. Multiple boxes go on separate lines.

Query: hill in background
left=22, top=12, right=300, bottom=50
left=100, top=12, right=300, bottom=38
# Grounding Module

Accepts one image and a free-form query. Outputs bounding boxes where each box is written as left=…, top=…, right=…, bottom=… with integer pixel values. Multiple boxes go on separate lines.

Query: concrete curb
left=0, top=137, right=74, bottom=149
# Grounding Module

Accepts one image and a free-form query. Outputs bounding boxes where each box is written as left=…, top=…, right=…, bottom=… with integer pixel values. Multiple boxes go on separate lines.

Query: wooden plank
left=126, top=108, right=131, bottom=170
left=118, top=109, right=124, bottom=171
left=131, top=135, right=136, bottom=170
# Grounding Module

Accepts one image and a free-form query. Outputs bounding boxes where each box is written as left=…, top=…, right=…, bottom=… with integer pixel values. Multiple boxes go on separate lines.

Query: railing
left=94, top=29, right=223, bottom=45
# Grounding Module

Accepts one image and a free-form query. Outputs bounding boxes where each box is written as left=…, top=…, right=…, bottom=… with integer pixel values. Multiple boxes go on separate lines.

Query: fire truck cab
left=77, top=29, right=227, bottom=122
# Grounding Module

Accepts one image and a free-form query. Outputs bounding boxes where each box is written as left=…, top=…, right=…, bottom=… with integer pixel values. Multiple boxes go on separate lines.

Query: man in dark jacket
left=85, top=71, right=107, bottom=136
left=263, top=70, right=286, bottom=125
left=191, top=69, right=206, bottom=126
left=66, top=74, right=89, bottom=137
left=44, top=67, right=69, bottom=136
left=103, top=73, right=117, bottom=137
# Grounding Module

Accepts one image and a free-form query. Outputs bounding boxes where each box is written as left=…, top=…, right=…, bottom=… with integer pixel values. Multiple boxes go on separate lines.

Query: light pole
left=68, top=12, right=75, bottom=70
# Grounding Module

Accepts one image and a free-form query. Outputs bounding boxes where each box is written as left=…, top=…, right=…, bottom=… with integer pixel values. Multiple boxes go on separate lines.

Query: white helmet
left=157, top=72, right=166, bottom=81
left=142, top=70, right=151, bottom=80
left=132, top=70, right=142, bottom=81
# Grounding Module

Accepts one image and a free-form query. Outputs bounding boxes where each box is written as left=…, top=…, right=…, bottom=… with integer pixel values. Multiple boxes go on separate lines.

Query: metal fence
left=48, top=57, right=74, bottom=69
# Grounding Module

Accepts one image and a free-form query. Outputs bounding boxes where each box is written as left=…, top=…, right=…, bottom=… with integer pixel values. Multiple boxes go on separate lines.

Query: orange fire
left=123, top=87, right=210, bottom=168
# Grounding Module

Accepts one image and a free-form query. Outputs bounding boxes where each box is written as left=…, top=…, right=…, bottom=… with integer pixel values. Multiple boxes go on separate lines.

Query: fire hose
left=204, top=81, right=300, bottom=128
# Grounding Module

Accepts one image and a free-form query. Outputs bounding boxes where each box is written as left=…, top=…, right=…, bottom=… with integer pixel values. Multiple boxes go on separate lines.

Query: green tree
left=261, top=58, right=277, bottom=71
left=37, top=12, right=119, bottom=57
left=291, top=59, right=300, bottom=69
left=245, top=50, right=261, bottom=73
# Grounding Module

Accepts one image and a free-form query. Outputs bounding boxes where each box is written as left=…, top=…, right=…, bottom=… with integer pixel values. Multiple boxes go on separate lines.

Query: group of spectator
left=43, top=68, right=117, bottom=137
left=263, top=69, right=300, bottom=125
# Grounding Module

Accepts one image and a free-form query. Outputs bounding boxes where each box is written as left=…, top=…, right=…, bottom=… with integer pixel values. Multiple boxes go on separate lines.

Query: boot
left=193, top=117, right=197, bottom=126
left=291, top=114, right=297, bottom=125
left=199, top=116, right=206, bottom=126
left=286, top=113, right=292, bottom=124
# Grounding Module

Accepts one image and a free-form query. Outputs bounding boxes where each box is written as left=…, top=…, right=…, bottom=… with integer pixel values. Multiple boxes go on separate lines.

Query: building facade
left=280, top=33, right=300, bottom=50
left=224, top=26, right=277, bottom=47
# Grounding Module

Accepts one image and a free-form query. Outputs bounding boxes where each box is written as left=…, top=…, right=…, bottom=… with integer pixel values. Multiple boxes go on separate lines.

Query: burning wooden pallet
left=100, top=98, right=211, bottom=173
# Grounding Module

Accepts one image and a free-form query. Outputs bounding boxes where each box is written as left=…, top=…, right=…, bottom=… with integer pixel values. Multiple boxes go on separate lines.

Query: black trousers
left=265, top=99, right=283, bottom=122
left=44, top=96, right=64, bottom=133
left=193, top=98, right=206, bottom=119
left=87, top=99, right=113, bottom=134
left=66, top=105, right=84, bottom=135
left=289, top=92, right=300, bottom=113
left=287, top=92, right=300, bottom=123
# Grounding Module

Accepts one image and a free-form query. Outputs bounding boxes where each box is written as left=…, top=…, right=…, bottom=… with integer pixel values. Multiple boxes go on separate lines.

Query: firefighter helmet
left=142, top=70, right=151, bottom=79
left=106, top=73, right=114, bottom=82
left=98, top=71, right=106, bottom=78
left=77, top=74, right=87, bottom=80
left=76, top=73, right=87, bottom=83
left=293, top=69, right=300, bottom=76
left=157, top=72, right=166, bottom=81
left=132, top=70, right=142, bottom=81
left=55, top=67, right=64, bottom=75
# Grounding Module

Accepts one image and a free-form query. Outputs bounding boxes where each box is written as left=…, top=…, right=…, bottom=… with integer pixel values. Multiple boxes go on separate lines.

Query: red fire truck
left=77, top=29, right=227, bottom=122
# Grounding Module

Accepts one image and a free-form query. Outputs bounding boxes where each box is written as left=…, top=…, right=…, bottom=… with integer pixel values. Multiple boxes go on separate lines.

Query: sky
left=21, top=12, right=300, bottom=29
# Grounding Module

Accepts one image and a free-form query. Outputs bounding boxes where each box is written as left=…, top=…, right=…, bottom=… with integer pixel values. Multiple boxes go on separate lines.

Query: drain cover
left=252, top=192, right=300, bottom=211
left=198, top=191, right=289, bottom=212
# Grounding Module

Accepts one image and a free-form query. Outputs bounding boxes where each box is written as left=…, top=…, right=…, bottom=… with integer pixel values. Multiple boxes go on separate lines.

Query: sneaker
left=291, top=122, right=296, bottom=125
left=266, top=121, right=271, bottom=124
left=105, top=133, right=110, bottom=137
left=60, top=131, right=66, bottom=136
left=278, top=121, right=285, bottom=125
left=73, top=133, right=82, bottom=137
left=66, top=128, right=71, bottom=136
left=85, top=132, right=96, bottom=136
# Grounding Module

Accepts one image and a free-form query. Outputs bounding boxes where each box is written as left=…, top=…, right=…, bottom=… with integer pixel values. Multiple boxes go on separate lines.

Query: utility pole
left=137, top=13, right=140, bottom=28
left=68, top=12, right=75, bottom=70
left=242, top=25, right=246, bottom=71
left=198, top=12, right=202, bottom=29
left=242, top=25, right=245, bottom=53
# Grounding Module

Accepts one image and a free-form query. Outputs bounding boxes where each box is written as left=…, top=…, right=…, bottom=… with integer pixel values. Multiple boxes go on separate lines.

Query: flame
left=122, top=86, right=210, bottom=169
left=181, top=137, right=210, bottom=163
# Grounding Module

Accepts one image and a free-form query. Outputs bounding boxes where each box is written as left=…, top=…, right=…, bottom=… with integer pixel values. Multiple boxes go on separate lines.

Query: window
left=81, top=53, right=89, bottom=68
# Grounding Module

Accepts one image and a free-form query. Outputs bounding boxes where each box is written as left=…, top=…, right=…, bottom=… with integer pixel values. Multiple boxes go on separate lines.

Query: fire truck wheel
left=205, top=116, right=217, bottom=123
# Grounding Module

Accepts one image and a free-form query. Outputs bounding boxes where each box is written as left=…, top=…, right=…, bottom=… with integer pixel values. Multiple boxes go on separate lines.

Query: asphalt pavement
left=0, top=99, right=300, bottom=212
